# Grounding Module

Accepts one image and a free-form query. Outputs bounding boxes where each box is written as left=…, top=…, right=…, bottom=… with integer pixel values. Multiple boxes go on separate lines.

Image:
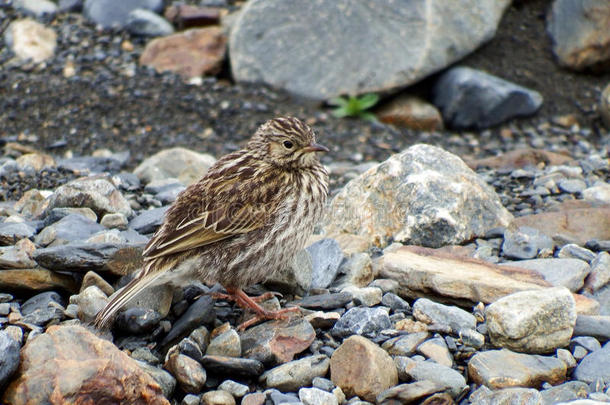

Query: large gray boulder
left=230, top=0, right=511, bottom=100
left=324, top=144, right=513, bottom=248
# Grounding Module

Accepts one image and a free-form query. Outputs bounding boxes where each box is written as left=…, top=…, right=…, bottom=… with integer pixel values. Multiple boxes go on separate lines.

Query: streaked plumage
left=95, top=117, right=329, bottom=329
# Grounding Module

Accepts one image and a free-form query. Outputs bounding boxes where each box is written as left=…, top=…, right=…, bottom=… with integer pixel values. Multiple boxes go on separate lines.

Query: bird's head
left=248, top=116, right=329, bottom=168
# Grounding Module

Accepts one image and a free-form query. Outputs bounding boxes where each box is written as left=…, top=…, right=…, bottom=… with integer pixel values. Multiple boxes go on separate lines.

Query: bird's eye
left=283, top=140, right=293, bottom=149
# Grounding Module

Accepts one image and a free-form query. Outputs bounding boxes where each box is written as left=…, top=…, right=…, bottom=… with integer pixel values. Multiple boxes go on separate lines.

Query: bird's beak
left=302, top=142, right=329, bottom=153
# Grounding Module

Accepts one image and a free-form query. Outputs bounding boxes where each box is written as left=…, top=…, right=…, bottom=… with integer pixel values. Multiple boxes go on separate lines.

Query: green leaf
left=357, top=93, right=379, bottom=110
left=328, top=97, right=348, bottom=107
left=331, top=107, right=350, bottom=118
left=359, top=111, right=378, bottom=122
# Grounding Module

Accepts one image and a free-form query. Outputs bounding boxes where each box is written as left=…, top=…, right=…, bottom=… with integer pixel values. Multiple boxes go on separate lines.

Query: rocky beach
left=1, top=0, right=610, bottom=404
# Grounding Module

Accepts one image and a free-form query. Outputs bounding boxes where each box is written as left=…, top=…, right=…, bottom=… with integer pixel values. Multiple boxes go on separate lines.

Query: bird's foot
left=214, top=287, right=300, bottom=331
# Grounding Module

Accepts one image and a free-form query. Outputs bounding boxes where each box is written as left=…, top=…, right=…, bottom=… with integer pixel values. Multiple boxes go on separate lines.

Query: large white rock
left=133, top=147, right=216, bottom=185
left=230, top=0, right=511, bottom=99
left=5, top=19, right=57, bottom=63
left=324, top=144, right=513, bottom=248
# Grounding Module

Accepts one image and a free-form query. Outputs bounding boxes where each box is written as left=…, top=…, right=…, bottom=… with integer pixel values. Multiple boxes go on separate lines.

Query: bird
left=94, top=116, right=329, bottom=330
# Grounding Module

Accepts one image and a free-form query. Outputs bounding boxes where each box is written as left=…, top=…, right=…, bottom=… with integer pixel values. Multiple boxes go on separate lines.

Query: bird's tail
left=93, top=269, right=163, bottom=329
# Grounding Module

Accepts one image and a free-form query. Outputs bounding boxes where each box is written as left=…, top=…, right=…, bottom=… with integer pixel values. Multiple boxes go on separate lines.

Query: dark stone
left=83, top=0, right=164, bottom=29
left=0, top=330, right=20, bottom=390
left=36, top=214, right=105, bottom=246
left=330, top=306, right=392, bottom=338
left=33, top=242, right=145, bottom=275
left=570, top=336, right=601, bottom=354
left=129, top=206, right=168, bottom=234
left=21, top=305, right=64, bottom=326
left=178, top=337, right=204, bottom=363
left=0, top=222, right=35, bottom=245
left=433, top=66, right=542, bottom=129
left=381, top=292, right=411, bottom=313
left=291, top=292, right=353, bottom=310
left=268, top=390, right=300, bottom=405
left=200, top=355, right=264, bottom=377
left=114, top=172, right=141, bottom=192
left=585, top=239, right=610, bottom=252
left=161, top=295, right=215, bottom=348
left=58, top=0, right=83, bottom=12
left=502, top=226, right=554, bottom=259
left=21, top=291, right=63, bottom=315
left=115, top=307, right=162, bottom=334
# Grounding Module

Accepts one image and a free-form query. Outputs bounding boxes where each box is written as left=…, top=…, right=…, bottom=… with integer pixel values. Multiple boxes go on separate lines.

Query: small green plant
left=328, top=93, right=379, bottom=121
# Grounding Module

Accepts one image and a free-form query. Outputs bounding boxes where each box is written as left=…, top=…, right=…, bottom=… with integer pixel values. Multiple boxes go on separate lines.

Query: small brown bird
left=95, top=117, right=329, bottom=330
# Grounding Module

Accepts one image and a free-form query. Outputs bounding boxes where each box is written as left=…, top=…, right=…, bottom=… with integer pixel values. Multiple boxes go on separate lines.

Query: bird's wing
left=142, top=164, right=284, bottom=260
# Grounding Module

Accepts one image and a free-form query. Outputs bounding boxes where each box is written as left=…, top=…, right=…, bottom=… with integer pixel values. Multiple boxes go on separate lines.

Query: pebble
left=0, top=222, right=36, bottom=245
left=206, top=328, right=241, bottom=357
left=412, top=298, right=476, bottom=331
left=331, top=306, right=391, bottom=338
left=200, top=355, right=264, bottom=377
left=381, top=332, right=429, bottom=356
left=505, top=258, right=590, bottom=292
left=299, top=387, right=338, bottom=405
left=335, top=252, right=373, bottom=288
left=201, top=390, right=236, bottom=405
left=115, top=307, right=161, bottom=334
left=100, top=213, right=129, bottom=230
left=394, top=356, right=466, bottom=397
left=0, top=329, right=21, bottom=389
left=136, top=360, right=176, bottom=398
left=340, top=286, right=382, bottom=307
left=292, top=292, right=353, bottom=310
left=307, top=238, right=344, bottom=289
left=218, top=380, right=249, bottom=398
left=573, top=344, right=610, bottom=384
left=585, top=252, right=610, bottom=293
left=164, top=352, right=207, bottom=394
left=469, top=386, right=542, bottom=405
left=261, top=354, right=330, bottom=392
left=485, top=287, right=576, bottom=353
left=126, top=8, right=175, bottom=37
left=129, top=206, right=168, bottom=234
left=416, top=336, right=454, bottom=367
left=161, top=295, right=215, bottom=347
left=502, top=226, right=554, bottom=259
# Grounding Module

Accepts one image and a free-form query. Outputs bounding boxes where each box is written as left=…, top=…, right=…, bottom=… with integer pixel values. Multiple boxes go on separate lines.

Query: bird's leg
left=215, top=287, right=300, bottom=330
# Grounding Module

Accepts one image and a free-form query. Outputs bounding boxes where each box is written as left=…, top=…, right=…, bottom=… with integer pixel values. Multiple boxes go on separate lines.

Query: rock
left=540, top=381, right=589, bottom=404
left=261, top=354, right=330, bottom=392
left=502, top=226, right=554, bottom=260
left=0, top=221, right=35, bottom=246
left=512, top=207, right=610, bottom=246
left=126, top=8, right=175, bottom=37
left=129, top=206, right=169, bottom=234
left=558, top=244, right=597, bottom=263
left=136, top=360, right=176, bottom=398
left=417, top=337, right=454, bottom=367
left=13, top=0, right=58, bottom=17
left=161, top=295, right=215, bottom=347
left=336, top=252, right=373, bottom=288
left=325, top=144, right=512, bottom=248
left=394, top=356, right=466, bottom=397
left=47, top=175, right=133, bottom=218
left=241, top=318, right=315, bottom=366
left=200, top=355, right=264, bottom=377
left=81, top=271, right=115, bottom=296
left=83, top=0, right=163, bottom=29
left=33, top=242, right=144, bottom=275
left=382, top=332, right=429, bottom=356
left=505, top=258, right=591, bottom=292
left=433, top=66, right=542, bottom=129
left=35, top=214, right=105, bottom=247
left=265, top=248, right=313, bottom=294
left=486, top=287, right=576, bottom=353
left=547, top=0, right=610, bottom=71
left=601, top=83, right=610, bottom=129
left=331, top=306, right=391, bottom=338
left=230, top=0, right=510, bottom=99
left=164, top=352, right=206, bottom=394
left=585, top=252, right=610, bottom=293
left=206, top=328, right=241, bottom=357
left=201, top=390, right=235, bottom=405
left=299, top=387, right=338, bottom=405
left=2, top=325, right=168, bottom=404
left=45, top=207, right=98, bottom=224
left=582, top=184, right=610, bottom=205
left=574, top=315, right=610, bottom=341
left=5, top=18, right=57, bottom=63
left=468, top=349, right=567, bottom=389
left=376, top=95, right=444, bottom=131
left=164, top=4, right=222, bottom=29
left=14, top=189, right=50, bottom=218
left=307, top=238, right=344, bottom=289
left=291, top=292, right=353, bottom=310
left=469, top=386, right=542, bottom=405
left=381, top=292, right=411, bottom=313
left=100, top=212, right=129, bottom=230
left=241, top=393, right=265, bottom=405
left=380, top=245, right=550, bottom=305
left=330, top=335, right=398, bottom=402
left=58, top=155, right=125, bottom=174
left=218, top=380, right=249, bottom=398
left=412, top=297, right=476, bottom=331
left=558, top=178, right=587, bottom=194
left=134, top=147, right=216, bottom=185
left=573, top=344, right=610, bottom=384
left=0, top=238, right=37, bottom=269
left=15, top=153, right=56, bottom=171
left=140, top=27, right=227, bottom=79
left=0, top=268, right=78, bottom=292
left=74, top=285, right=108, bottom=323
left=304, top=311, right=341, bottom=329
left=340, top=286, right=382, bottom=307
left=0, top=330, right=20, bottom=390
left=116, top=307, right=162, bottom=334
left=376, top=381, right=447, bottom=404
left=467, top=148, right=574, bottom=171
